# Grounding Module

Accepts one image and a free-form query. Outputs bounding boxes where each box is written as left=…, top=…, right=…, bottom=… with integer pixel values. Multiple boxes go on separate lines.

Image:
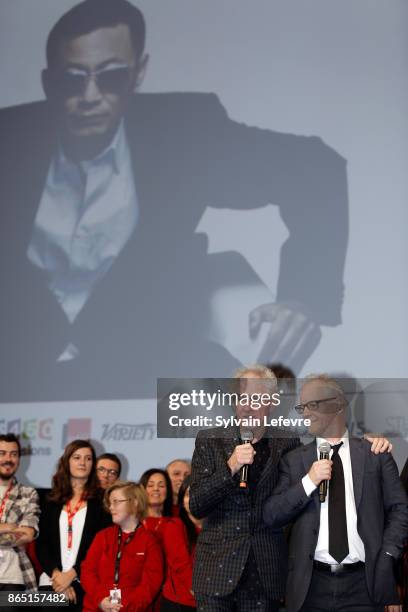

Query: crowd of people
left=0, top=432, right=198, bottom=611
left=1, top=366, right=408, bottom=611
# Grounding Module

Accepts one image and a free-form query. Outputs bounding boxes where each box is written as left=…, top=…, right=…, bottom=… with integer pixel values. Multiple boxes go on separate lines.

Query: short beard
left=0, top=469, right=16, bottom=481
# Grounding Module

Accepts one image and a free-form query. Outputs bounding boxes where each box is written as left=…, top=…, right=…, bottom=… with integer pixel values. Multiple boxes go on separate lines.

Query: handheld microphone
left=239, top=430, right=254, bottom=489
left=318, top=441, right=331, bottom=502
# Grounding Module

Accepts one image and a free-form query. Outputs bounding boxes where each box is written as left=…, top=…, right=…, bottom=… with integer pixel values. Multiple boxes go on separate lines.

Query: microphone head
left=241, top=429, right=254, bottom=443
left=318, top=441, right=331, bottom=455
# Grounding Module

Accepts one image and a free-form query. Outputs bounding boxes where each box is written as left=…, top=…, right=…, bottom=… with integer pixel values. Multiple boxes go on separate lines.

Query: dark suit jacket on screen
left=0, top=93, right=348, bottom=401
left=189, top=428, right=299, bottom=600
left=263, top=439, right=408, bottom=612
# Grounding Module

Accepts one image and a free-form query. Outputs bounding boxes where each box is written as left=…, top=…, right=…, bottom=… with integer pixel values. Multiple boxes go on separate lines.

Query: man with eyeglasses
left=0, top=0, right=348, bottom=401
left=96, top=454, right=122, bottom=490
left=263, top=374, right=408, bottom=612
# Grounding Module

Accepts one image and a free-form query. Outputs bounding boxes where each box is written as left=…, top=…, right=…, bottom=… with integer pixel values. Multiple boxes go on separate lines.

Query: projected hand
left=249, top=303, right=321, bottom=372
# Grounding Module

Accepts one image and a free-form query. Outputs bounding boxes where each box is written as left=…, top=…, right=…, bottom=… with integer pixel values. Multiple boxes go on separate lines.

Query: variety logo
left=101, top=423, right=156, bottom=441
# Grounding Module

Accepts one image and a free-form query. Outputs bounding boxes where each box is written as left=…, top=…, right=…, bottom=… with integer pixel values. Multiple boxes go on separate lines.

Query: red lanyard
left=0, top=481, right=14, bottom=521
left=66, top=496, right=84, bottom=549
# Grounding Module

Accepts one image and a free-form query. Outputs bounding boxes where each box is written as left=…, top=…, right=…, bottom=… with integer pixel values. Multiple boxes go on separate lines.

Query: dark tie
left=328, top=442, right=349, bottom=563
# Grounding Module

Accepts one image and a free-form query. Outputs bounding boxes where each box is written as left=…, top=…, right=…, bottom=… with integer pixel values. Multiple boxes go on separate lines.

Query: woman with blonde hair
left=81, top=480, right=163, bottom=611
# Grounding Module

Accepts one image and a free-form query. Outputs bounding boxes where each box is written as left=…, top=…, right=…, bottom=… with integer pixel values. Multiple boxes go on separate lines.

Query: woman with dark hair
left=160, top=476, right=202, bottom=611
left=36, top=440, right=110, bottom=610
left=140, top=469, right=173, bottom=539
left=139, top=469, right=173, bottom=611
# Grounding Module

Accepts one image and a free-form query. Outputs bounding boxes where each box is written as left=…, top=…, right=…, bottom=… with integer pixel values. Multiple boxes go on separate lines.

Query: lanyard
left=113, top=525, right=139, bottom=587
left=66, top=496, right=84, bottom=549
left=0, top=481, right=14, bottom=521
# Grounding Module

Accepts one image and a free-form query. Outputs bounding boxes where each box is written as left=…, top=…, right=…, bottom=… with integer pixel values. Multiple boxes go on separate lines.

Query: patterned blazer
left=1, top=478, right=40, bottom=592
left=190, top=428, right=299, bottom=599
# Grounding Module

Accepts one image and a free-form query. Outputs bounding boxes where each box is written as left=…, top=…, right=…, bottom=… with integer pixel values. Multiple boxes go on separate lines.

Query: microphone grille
left=318, top=441, right=331, bottom=454
left=241, top=430, right=254, bottom=443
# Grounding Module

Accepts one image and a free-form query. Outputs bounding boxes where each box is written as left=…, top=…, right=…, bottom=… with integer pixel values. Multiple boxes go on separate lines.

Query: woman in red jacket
left=140, top=469, right=173, bottom=541
left=81, top=481, right=163, bottom=611
left=161, top=477, right=202, bottom=611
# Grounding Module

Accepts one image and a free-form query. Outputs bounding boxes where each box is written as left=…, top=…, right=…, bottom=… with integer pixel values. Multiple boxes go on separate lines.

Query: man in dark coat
left=263, top=375, right=408, bottom=612
left=0, top=0, right=348, bottom=401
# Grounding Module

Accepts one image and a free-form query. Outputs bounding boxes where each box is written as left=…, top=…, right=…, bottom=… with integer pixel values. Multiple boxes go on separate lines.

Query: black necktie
left=328, top=442, right=349, bottom=563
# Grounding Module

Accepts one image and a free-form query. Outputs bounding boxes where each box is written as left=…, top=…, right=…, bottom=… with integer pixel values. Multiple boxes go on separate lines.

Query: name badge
left=109, top=588, right=121, bottom=604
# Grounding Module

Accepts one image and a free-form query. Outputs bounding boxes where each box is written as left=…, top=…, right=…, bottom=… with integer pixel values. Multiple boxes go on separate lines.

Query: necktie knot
left=331, top=441, right=343, bottom=456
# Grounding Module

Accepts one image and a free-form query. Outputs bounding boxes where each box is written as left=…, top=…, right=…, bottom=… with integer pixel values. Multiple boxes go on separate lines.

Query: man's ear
left=134, top=53, right=149, bottom=90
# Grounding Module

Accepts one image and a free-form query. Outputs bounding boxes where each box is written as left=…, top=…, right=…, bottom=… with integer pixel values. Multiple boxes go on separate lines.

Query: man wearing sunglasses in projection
left=0, top=0, right=348, bottom=401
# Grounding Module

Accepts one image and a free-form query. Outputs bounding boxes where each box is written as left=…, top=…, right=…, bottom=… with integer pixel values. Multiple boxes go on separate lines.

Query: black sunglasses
left=51, top=66, right=133, bottom=97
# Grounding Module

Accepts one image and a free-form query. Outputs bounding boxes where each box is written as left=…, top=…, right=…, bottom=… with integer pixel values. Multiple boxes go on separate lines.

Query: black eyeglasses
left=97, top=466, right=119, bottom=478
left=50, top=65, right=134, bottom=97
left=294, top=397, right=338, bottom=414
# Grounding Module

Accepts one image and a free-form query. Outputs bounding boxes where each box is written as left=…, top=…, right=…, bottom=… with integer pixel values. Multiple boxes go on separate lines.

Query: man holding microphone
left=263, top=374, right=408, bottom=612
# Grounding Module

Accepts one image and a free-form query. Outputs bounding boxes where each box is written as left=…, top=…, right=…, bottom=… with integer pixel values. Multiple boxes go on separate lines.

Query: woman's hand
left=51, top=568, right=76, bottom=593
left=64, top=587, right=77, bottom=604
left=99, top=597, right=122, bottom=611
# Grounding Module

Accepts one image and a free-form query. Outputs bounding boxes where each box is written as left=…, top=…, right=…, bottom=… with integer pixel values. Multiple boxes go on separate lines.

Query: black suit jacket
left=263, top=439, right=408, bottom=611
left=190, top=428, right=299, bottom=599
left=0, top=93, right=348, bottom=400
left=36, top=497, right=111, bottom=579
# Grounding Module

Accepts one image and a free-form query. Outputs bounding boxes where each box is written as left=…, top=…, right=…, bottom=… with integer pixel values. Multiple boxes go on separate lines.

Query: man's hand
left=12, top=526, right=35, bottom=546
left=0, top=523, right=17, bottom=534
left=51, top=568, right=76, bottom=593
left=227, top=443, right=256, bottom=476
left=99, top=597, right=122, bottom=611
left=385, top=606, right=402, bottom=612
left=308, top=459, right=332, bottom=487
left=0, top=524, right=35, bottom=546
left=364, top=435, right=393, bottom=454
left=0, top=524, right=33, bottom=547
left=249, top=303, right=321, bottom=373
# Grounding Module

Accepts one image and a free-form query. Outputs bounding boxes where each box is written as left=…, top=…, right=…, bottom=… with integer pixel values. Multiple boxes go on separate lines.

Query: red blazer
left=81, top=524, right=163, bottom=611
left=162, top=518, right=199, bottom=608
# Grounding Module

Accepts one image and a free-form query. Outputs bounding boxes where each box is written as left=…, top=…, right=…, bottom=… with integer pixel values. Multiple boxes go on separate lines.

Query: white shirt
left=39, top=505, right=87, bottom=587
left=27, top=121, right=138, bottom=359
left=302, top=432, right=366, bottom=564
